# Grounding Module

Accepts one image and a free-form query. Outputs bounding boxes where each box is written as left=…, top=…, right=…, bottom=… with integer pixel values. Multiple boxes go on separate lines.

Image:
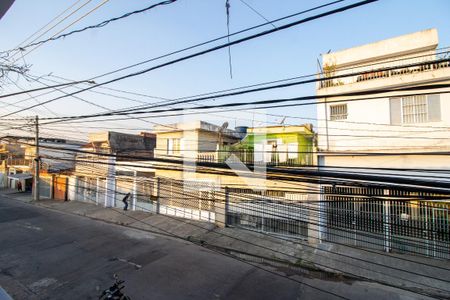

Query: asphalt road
left=0, top=196, right=432, bottom=300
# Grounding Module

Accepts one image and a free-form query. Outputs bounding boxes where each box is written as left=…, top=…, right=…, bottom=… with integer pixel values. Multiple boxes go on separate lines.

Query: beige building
left=71, top=131, right=156, bottom=207
left=154, top=120, right=241, bottom=161
left=152, top=120, right=243, bottom=185
left=150, top=121, right=318, bottom=241
left=0, top=142, right=27, bottom=189
left=152, top=121, right=311, bottom=189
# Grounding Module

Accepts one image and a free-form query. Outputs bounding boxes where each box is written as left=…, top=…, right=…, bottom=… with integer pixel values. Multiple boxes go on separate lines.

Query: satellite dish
left=219, top=122, right=229, bottom=133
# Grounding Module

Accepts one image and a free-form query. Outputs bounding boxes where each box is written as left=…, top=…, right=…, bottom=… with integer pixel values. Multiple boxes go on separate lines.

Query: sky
left=0, top=0, right=449, bottom=140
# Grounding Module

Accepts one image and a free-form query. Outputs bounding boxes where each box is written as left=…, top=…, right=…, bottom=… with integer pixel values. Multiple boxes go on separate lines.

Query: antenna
left=217, top=121, right=229, bottom=152
left=219, top=121, right=229, bottom=133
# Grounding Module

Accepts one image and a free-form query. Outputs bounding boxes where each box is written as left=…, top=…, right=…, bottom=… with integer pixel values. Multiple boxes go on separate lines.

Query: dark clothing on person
left=17, top=181, right=22, bottom=192
left=122, top=193, right=131, bottom=211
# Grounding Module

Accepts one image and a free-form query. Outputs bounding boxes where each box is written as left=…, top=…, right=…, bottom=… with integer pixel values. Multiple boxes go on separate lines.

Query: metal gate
left=158, top=178, right=216, bottom=222
left=39, top=176, right=52, bottom=199
left=322, top=186, right=450, bottom=259
left=53, top=176, right=67, bottom=201
left=226, top=191, right=309, bottom=238
left=134, top=178, right=155, bottom=212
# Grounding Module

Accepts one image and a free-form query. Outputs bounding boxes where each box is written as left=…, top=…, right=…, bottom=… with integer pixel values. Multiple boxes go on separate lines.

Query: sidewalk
left=2, top=190, right=450, bottom=299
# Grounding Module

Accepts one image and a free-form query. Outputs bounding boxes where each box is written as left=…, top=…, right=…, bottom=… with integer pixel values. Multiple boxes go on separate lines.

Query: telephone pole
left=34, top=115, right=40, bottom=201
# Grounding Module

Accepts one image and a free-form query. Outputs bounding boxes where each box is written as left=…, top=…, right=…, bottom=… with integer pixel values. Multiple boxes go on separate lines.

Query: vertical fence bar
left=318, top=185, right=325, bottom=243
left=384, top=189, right=391, bottom=253
left=132, top=171, right=137, bottom=211
left=96, top=177, right=100, bottom=205
left=156, top=177, right=160, bottom=214
left=425, top=203, right=430, bottom=257
left=224, top=186, right=229, bottom=227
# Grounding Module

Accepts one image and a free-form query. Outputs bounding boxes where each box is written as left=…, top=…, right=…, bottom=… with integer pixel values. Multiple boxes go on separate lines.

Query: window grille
left=390, top=94, right=440, bottom=125
left=330, top=104, right=348, bottom=120
left=402, top=95, right=427, bottom=124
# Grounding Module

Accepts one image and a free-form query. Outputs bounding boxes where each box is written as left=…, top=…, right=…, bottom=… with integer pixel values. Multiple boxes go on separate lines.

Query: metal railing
left=319, top=51, right=450, bottom=89
left=197, top=149, right=313, bottom=167
left=70, top=173, right=450, bottom=259
left=196, top=152, right=218, bottom=163
left=322, top=186, right=450, bottom=259
left=226, top=192, right=309, bottom=238
left=6, top=158, right=31, bottom=167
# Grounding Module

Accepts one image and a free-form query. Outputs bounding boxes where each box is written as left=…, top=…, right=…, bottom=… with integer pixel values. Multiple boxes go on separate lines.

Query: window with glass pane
left=401, top=95, right=427, bottom=124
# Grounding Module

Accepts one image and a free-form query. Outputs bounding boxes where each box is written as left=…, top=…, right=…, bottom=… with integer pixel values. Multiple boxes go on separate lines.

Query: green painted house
left=220, top=124, right=315, bottom=166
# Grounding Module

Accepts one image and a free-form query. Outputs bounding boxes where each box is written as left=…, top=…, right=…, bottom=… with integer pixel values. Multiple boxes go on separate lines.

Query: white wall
left=317, top=92, right=450, bottom=152
left=319, top=154, right=450, bottom=183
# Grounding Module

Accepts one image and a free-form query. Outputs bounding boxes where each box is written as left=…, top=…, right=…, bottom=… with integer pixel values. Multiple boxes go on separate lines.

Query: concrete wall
left=75, top=154, right=109, bottom=176
left=322, top=28, right=438, bottom=68
left=88, top=131, right=156, bottom=153
left=26, top=142, right=79, bottom=170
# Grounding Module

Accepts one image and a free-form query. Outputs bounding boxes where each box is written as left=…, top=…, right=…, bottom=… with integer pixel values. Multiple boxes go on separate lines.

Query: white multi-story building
left=317, top=28, right=450, bottom=161
left=315, top=29, right=450, bottom=258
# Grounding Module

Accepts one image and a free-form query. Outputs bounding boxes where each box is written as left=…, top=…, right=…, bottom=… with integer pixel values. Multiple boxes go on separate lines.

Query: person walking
left=122, top=192, right=131, bottom=211
left=17, top=181, right=22, bottom=192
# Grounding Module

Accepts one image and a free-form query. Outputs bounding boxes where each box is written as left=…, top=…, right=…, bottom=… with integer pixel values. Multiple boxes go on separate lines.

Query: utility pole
left=34, top=115, right=40, bottom=201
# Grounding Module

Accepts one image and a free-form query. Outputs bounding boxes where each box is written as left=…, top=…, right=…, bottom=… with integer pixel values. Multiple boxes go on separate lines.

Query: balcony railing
left=6, top=158, right=31, bottom=167
left=197, top=152, right=218, bottom=163
left=197, top=150, right=312, bottom=167
left=319, top=51, right=450, bottom=89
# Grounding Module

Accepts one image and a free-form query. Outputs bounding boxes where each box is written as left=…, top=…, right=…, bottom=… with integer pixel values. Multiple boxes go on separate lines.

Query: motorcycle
left=98, top=274, right=131, bottom=300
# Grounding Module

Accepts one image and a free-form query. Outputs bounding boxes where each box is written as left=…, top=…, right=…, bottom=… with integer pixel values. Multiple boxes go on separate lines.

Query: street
left=0, top=196, right=434, bottom=300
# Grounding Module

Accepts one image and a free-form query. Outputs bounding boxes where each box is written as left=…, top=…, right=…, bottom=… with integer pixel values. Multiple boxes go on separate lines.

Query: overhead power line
left=4, top=53, right=447, bottom=122
left=20, top=49, right=449, bottom=134
left=0, top=0, right=377, bottom=118
left=225, top=0, right=233, bottom=79
left=88, top=0, right=345, bottom=81
left=16, top=162, right=450, bottom=298
left=16, top=153, right=450, bottom=272
left=32, top=48, right=449, bottom=129
left=2, top=0, right=178, bottom=56
left=48, top=47, right=449, bottom=110
left=97, top=58, right=450, bottom=113
left=31, top=83, right=450, bottom=124
left=239, top=0, right=276, bottom=28
left=7, top=140, right=450, bottom=195
left=11, top=0, right=111, bottom=62
left=0, top=79, right=94, bottom=100
left=7, top=0, right=92, bottom=56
